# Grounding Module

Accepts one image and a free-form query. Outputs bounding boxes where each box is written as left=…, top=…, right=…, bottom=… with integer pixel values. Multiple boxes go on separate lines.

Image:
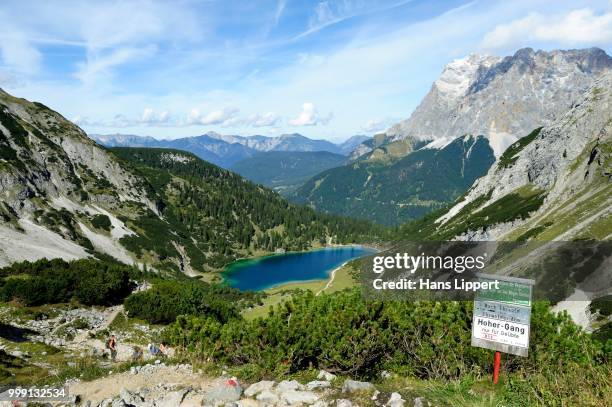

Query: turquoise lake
left=223, top=246, right=376, bottom=291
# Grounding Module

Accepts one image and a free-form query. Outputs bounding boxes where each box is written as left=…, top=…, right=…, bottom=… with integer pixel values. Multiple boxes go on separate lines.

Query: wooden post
left=493, top=351, right=501, bottom=384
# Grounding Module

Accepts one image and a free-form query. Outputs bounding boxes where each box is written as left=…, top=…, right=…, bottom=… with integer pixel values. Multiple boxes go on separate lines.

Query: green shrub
left=0, top=259, right=136, bottom=306
left=124, top=280, right=259, bottom=324
left=498, top=127, right=543, bottom=168
left=164, top=289, right=607, bottom=380
left=91, top=214, right=112, bottom=231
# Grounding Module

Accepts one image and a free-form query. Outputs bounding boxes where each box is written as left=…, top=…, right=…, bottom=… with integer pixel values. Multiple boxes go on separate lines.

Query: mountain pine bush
left=164, top=288, right=609, bottom=380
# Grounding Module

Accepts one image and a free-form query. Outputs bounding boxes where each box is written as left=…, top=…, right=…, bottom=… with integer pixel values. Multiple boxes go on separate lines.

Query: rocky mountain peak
left=355, top=48, right=612, bottom=162
left=435, top=70, right=612, bottom=240
left=434, top=53, right=501, bottom=101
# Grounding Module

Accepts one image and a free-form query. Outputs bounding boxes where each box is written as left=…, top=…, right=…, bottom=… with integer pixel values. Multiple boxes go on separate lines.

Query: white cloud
left=362, top=118, right=391, bottom=133
left=247, top=112, right=280, bottom=127
left=75, top=46, right=157, bottom=84
left=289, top=102, right=331, bottom=126
left=140, top=108, right=170, bottom=124
left=188, top=107, right=240, bottom=126
left=73, top=107, right=170, bottom=128
left=0, top=28, right=41, bottom=75
left=482, top=8, right=612, bottom=50
left=273, top=0, right=287, bottom=27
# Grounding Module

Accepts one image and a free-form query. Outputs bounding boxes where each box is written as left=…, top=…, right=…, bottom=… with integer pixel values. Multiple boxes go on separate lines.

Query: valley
left=0, top=42, right=610, bottom=407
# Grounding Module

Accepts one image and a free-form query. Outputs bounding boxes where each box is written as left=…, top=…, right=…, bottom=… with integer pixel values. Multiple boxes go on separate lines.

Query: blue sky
left=1, top=0, right=611, bottom=142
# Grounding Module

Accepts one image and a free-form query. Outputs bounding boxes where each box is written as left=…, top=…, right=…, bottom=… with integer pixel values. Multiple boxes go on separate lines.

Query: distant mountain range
left=230, top=151, right=347, bottom=194
left=298, top=47, right=612, bottom=225
left=92, top=132, right=370, bottom=168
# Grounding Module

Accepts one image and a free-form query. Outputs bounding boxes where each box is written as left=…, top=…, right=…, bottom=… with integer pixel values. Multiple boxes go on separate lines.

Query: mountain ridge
left=351, top=47, right=612, bottom=160
left=400, top=70, right=612, bottom=241
left=0, top=89, right=378, bottom=271
left=92, top=132, right=371, bottom=168
left=293, top=134, right=495, bottom=225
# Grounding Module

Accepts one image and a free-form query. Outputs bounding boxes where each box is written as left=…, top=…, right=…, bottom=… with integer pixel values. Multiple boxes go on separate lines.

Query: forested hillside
left=230, top=151, right=346, bottom=194
left=294, top=135, right=495, bottom=225
left=0, top=88, right=381, bottom=273
left=110, top=148, right=382, bottom=270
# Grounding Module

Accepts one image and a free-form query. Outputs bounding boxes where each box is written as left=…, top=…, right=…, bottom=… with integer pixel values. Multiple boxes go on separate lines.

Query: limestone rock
left=256, top=389, right=279, bottom=404
left=277, top=380, right=303, bottom=392
left=317, top=370, right=336, bottom=381
left=341, top=379, right=375, bottom=394
left=306, top=380, right=331, bottom=391
left=244, top=380, right=275, bottom=397
left=387, top=392, right=405, bottom=407
left=280, top=390, right=319, bottom=405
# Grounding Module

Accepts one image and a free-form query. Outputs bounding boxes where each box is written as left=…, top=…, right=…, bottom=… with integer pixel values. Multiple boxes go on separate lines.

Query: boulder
left=387, top=392, right=405, bottom=407
left=336, top=400, right=352, bottom=407
left=203, top=381, right=243, bottom=404
left=341, top=379, right=375, bottom=394
left=236, top=399, right=261, bottom=407
left=119, top=388, right=143, bottom=405
left=179, top=392, right=205, bottom=407
left=280, top=390, right=319, bottom=405
left=256, top=389, right=280, bottom=404
left=317, top=370, right=336, bottom=381
left=312, top=401, right=329, bottom=407
left=277, top=380, right=303, bottom=392
left=159, top=389, right=189, bottom=406
left=244, top=380, right=275, bottom=397
left=306, top=381, right=331, bottom=391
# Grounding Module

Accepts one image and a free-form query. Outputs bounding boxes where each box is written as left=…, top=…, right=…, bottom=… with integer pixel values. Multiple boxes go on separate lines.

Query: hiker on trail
left=107, top=335, right=117, bottom=361
left=148, top=343, right=161, bottom=357
left=148, top=342, right=169, bottom=358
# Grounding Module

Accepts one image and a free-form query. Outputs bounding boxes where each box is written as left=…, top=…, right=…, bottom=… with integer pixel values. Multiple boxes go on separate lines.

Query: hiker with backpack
left=106, top=334, right=117, bottom=361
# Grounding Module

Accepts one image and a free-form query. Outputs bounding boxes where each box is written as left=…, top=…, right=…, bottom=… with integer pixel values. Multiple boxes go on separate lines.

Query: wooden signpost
left=471, top=274, right=535, bottom=384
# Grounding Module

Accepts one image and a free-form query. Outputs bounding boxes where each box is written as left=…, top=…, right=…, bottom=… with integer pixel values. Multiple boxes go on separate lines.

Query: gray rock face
left=391, top=48, right=611, bottom=141
left=203, top=382, right=243, bottom=403
left=352, top=48, right=612, bottom=160
left=244, top=380, right=275, bottom=397
left=0, top=89, right=154, bottom=267
left=341, top=379, right=375, bottom=393
left=437, top=70, right=612, bottom=241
